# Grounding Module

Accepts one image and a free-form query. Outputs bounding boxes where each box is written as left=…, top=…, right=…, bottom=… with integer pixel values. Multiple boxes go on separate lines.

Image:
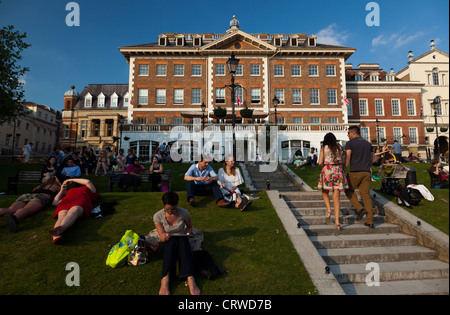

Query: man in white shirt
left=184, top=156, right=229, bottom=208
left=23, top=143, right=33, bottom=163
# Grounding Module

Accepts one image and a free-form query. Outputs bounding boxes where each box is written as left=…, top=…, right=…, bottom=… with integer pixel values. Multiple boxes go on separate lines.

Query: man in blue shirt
left=391, top=140, right=402, bottom=163
left=184, top=156, right=229, bottom=207
left=61, top=159, right=81, bottom=179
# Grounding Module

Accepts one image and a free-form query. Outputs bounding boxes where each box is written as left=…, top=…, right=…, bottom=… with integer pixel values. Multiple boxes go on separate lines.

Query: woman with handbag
left=153, top=191, right=200, bottom=295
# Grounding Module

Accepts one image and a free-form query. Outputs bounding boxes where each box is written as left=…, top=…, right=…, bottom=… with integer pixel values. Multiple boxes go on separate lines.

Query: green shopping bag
left=106, top=230, right=139, bottom=268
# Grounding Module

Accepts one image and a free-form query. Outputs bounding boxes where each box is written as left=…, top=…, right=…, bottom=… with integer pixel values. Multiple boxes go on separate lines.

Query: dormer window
left=158, top=35, right=167, bottom=46
left=97, top=93, right=105, bottom=107
left=370, top=72, right=379, bottom=81
left=84, top=93, right=92, bottom=107
left=193, top=36, right=202, bottom=46
left=176, top=35, right=185, bottom=46
left=355, top=73, right=364, bottom=81
left=111, top=92, right=119, bottom=107
left=291, top=37, right=298, bottom=46
left=386, top=75, right=395, bottom=81
left=123, top=92, right=129, bottom=107
left=307, top=35, right=317, bottom=47
left=274, top=36, right=282, bottom=47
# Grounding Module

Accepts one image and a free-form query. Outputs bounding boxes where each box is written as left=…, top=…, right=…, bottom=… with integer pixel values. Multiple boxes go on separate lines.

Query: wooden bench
left=7, top=170, right=42, bottom=195
left=108, top=169, right=172, bottom=192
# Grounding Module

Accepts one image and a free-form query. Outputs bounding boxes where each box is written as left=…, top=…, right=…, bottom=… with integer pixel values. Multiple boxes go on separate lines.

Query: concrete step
left=310, top=233, right=417, bottom=249
left=341, top=278, right=449, bottom=295
left=302, top=223, right=402, bottom=236
left=296, top=214, right=386, bottom=225
left=282, top=192, right=342, bottom=201
left=319, top=245, right=436, bottom=265
left=286, top=199, right=353, bottom=208
left=330, top=260, right=449, bottom=284
left=291, top=207, right=359, bottom=217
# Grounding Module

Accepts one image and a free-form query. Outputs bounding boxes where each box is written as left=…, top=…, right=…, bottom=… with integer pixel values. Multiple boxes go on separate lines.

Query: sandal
left=325, top=211, right=332, bottom=220
left=49, top=226, right=65, bottom=236
left=52, top=236, right=63, bottom=245
left=335, top=224, right=342, bottom=231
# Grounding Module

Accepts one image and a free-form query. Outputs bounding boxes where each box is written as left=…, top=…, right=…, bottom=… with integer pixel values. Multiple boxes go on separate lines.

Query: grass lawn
left=288, top=162, right=449, bottom=235
left=0, top=162, right=316, bottom=295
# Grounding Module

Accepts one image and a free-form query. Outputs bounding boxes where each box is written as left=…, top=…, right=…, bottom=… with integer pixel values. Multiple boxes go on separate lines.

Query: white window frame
left=407, top=99, right=416, bottom=116
left=123, top=92, right=129, bottom=107
left=309, top=65, right=318, bottom=77
left=191, top=88, right=201, bottom=105
left=139, top=64, right=149, bottom=76
left=111, top=92, right=118, bottom=107
left=174, top=64, right=184, bottom=76
left=359, top=99, right=368, bottom=116
left=310, top=88, right=319, bottom=105
left=251, top=88, right=261, bottom=104
left=347, top=98, right=353, bottom=116
left=155, top=89, right=165, bottom=104
left=250, top=64, right=260, bottom=76
left=327, top=88, right=337, bottom=105
left=393, top=127, right=402, bottom=143
left=409, top=127, right=418, bottom=144
left=235, top=65, right=243, bottom=76
left=138, top=89, right=148, bottom=105
left=361, top=127, right=369, bottom=141
left=274, top=65, right=284, bottom=77
left=293, top=117, right=303, bottom=124
left=291, top=65, right=301, bottom=77
left=391, top=99, right=401, bottom=116
left=156, top=64, right=167, bottom=76
left=84, top=93, right=92, bottom=108
left=215, top=64, right=225, bottom=76
left=292, top=88, right=302, bottom=105
left=215, top=88, right=225, bottom=103
left=328, top=117, right=338, bottom=124
left=311, top=117, right=320, bottom=124
left=326, top=65, right=336, bottom=76
left=192, top=65, right=201, bottom=76
left=274, top=88, right=285, bottom=104
left=375, top=99, right=384, bottom=116
left=97, top=93, right=105, bottom=107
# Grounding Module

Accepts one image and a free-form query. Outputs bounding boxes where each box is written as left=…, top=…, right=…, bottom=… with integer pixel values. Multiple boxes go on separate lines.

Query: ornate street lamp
left=272, top=96, right=279, bottom=126
left=226, top=53, right=240, bottom=162
left=431, top=96, right=441, bottom=160
left=201, top=102, right=206, bottom=149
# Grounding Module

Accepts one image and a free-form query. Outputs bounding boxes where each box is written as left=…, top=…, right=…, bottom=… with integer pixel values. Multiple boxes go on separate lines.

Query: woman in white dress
left=218, top=155, right=251, bottom=211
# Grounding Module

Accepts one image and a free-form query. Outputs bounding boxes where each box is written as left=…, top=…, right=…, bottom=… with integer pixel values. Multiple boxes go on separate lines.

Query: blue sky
left=1, top=0, right=448, bottom=112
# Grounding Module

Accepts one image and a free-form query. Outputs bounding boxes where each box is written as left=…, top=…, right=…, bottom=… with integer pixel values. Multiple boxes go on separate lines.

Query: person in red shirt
left=49, top=178, right=99, bottom=244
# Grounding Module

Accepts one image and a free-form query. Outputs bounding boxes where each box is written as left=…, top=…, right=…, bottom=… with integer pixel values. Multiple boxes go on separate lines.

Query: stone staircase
left=245, top=164, right=299, bottom=192
left=281, top=191, right=449, bottom=295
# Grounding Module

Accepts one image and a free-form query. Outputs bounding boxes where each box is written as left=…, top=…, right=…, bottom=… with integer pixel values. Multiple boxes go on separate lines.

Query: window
left=138, top=89, right=148, bottom=105
left=407, top=99, right=416, bottom=116
left=156, top=89, right=166, bottom=104
left=370, top=75, right=379, bottom=81
left=235, top=65, right=243, bottom=76
left=191, top=88, right=201, bottom=104
left=124, top=92, right=129, bottom=107
left=386, top=75, right=394, bottom=81
left=347, top=98, right=353, bottom=116
left=111, top=93, right=118, bottom=107
left=327, top=89, right=337, bottom=104
left=276, top=117, right=285, bottom=124
left=393, top=127, right=402, bottom=143
left=98, top=93, right=105, bottom=107
left=274, top=88, right=285, bottom=104
left=215, top=64, right=225, bottom=76
left=155, top=117, right=166, bottom=124
left=328, top=117, right=338, bottom=124
left=377, top=127, right=386, bottom=141
left=355, top=74, right=363, bottom=81
left=293, top=117, right=303, bottom=124
left=173, top=117, right=183, bottom=124
left=292, top=89, right=302, bottom=104
left=309, top=65, right=318, bottom=76
left=192, top=65, right=201, bottom=76
left=432, top=68, right=439, bottom=85
left=234, top=86, right=243, bottom=104
left=81, top=121, right=86, bottom=138
left=193, top=37, right=201, bottom=46
left=375, top=99, right=384, bottom=116
left=250, top=64, right=260, bottom=76
left=361, top=127, right=369, bottom=141
left=215, top=88, right=225, bottom=103
left=251, top=88, right=261, bottom=104
left=274, top=65, right=284, bottom=76
left=291, top=65, right=301, bottom=77
left=391, top=99, right=400, bottom=116
left=310, top=88, right=319, bottom=105
left=311, top=117, right=320, bottom=124
left=139, top=64, right=149, bottom=76
left=409, top=128, right=418, bottom=144
left=359, top=99, right=368, bottom=116
left=136, top=117, right=147, bottom=124
left=159, top=37, right=167, bottom=46
left=326, top=65, right=336, bottom=76
left=156, top=64, right=166, bottom=76
left=84, top=93, right=92, bottom=107
left=174, top=89, right=184, bottom=104
left=174, top=64, right=184, bottom=76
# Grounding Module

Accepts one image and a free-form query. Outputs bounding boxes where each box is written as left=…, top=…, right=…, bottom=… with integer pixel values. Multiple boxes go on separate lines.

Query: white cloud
left=316, top=24, right=349, bottom=46
left=371, top=30, right=424, bottom=49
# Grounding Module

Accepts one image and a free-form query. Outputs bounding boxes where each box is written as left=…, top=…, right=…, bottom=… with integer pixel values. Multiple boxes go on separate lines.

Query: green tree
left=0, top=24, right=31, bottom=125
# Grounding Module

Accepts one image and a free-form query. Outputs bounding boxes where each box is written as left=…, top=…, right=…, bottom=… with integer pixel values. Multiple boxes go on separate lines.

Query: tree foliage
left=0, top=24, right=31, bottom=125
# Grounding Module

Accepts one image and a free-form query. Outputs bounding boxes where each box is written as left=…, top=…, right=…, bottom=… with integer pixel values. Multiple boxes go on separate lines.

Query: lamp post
left=201, top=102, right=206, bottom=150
left=226, top=53, right=240, bottom=162
left=118, top=114, right=124, bottom=150
left=272, top=96, right=279, bottom=126
left=375, top=118, right=380, bottom=149
left=431, top=96, right=441, bottom=160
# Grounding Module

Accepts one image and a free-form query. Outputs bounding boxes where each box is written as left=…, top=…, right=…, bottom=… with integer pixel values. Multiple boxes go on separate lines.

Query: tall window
left=326, top=65, right=335, bottom=76
left=138, top=89, right=148, bottom=105
left=347, top=98, right=353, bottom=116
left=359, top=99, right=368, bottom=116
left=250, top=64, right=260, bottom=76
left=432, top=68, right=439, bottom=85
left=361, top=127, right=369, bottom=141
left=156, top=89, right=166, bottom=104
left=291, top=65, right=301, bottom=76
left=407, top=99, right=416, bottom=116
left=310, top=88, right=319, bottom=105
left=274, top=65, right=284, bottom=76
left=251, top=88, right=261, bottom=104
left=375, top=99, right=384, bottom=116
left=274, top=88, right=285, bottom=103
left=192, top=65, right=201, bottom=76
left=327, top=89, right=337, bottom=104
left=174, top=89, right=184, bottom=104
left=292, top=89, right=302, bottom=104
left=215, top=64, right=225, bottom=76
left=328, top=117, right=338, bottom=124
left=139, top=64, right=149, bottom=76
left=391, top=99, right=400, bottom=116
left=215, top=88, right=225, bottom=103
left=409, top=128, right=418, bottom=144
left=393, top=127, right=402, bottom=142
left=191, top=88, right=201, bottom=104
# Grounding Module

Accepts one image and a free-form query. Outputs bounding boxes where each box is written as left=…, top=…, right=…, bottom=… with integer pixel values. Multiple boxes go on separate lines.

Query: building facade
left=396, top=40, right=449, bottom=159
left=0, top=102, right=61, bottom=157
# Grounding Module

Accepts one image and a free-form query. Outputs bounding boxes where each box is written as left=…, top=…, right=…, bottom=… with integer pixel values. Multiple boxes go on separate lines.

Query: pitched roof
left=75, top=84, right=129, bottom=109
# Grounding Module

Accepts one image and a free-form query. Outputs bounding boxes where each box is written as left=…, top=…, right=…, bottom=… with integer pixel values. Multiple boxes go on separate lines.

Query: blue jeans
left=186, top=181, right=224, bottom=203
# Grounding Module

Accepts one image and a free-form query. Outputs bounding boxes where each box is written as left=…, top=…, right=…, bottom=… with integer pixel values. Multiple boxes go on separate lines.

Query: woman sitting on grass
left=1, top=176, right=61, bottom=233
left=49, top=178, right=99, bottom=244
left=218, top=155, right=251, bottom=211
left=153, top=191, right=200, bottom=295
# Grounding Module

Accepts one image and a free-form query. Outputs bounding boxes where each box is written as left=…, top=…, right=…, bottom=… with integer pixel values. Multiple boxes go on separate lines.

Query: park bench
left=7, top=170, right=41, bottom=195
left=108, top=169, right=171, bottom=192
